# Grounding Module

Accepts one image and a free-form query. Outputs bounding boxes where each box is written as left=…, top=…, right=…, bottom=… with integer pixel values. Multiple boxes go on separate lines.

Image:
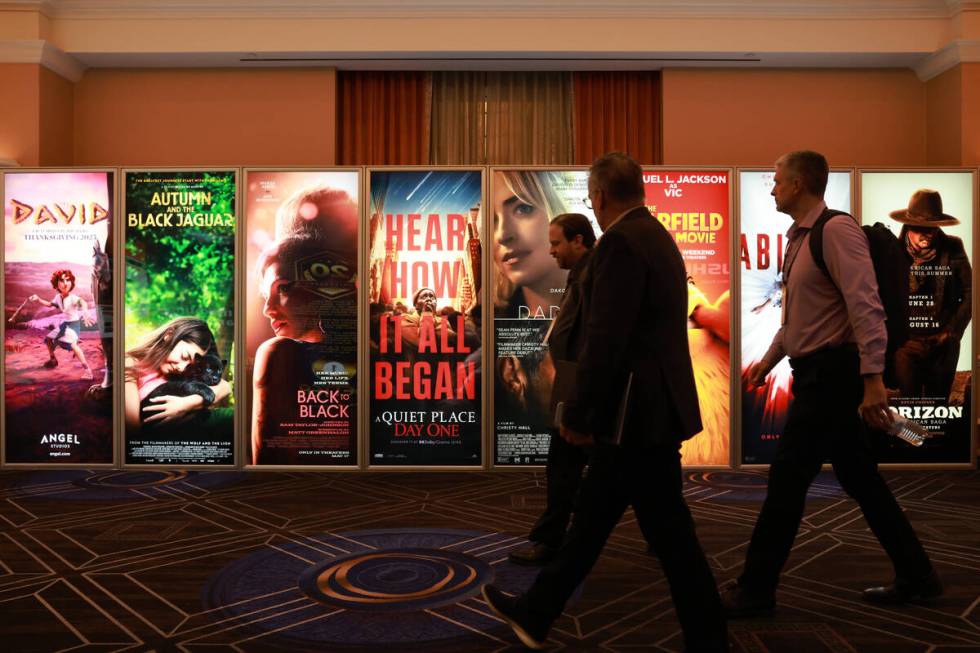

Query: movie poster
left=644, top=169, right=731, bottom=466
left=861, top=171, right=974, bottom=465
left=368, top=170, right=483, bottom=466
left=124, top=170, right=236, bottom=465
left=739, top=171, right=852, bottom=464
left=3, top=171, right=114, bottom=464
left=245, top=170, right=359, bottom=466
left=491, top=169, right=600, bottom=465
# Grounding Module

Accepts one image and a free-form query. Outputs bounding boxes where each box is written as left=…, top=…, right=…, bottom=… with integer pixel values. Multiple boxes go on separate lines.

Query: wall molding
left=915, top=39, right=980, bottom=80
left=0, top=0, right=965, bottom=20
left=0, top=40, right=86, bottom=81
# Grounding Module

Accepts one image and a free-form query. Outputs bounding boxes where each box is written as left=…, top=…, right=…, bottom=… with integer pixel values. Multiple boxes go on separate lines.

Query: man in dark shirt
left=508, top=212, right=596, bottom=565
left=725, top=150, right=940, bottom=618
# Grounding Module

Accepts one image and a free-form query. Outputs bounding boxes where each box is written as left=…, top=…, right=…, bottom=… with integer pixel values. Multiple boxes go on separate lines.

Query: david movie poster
left=644, top=169, right=731, bottom=465
left=3, top=171, right=114, bottom=464
left=245, top=170, right=359, bottom=466
left=124, top=170, right=236, bottom=465
left=861, top=171, right=974, bottom=465
left=491, top=169, right=600, bottom=465
left=739, top=171, right=851, bottom=464
left=368, top=170, right=482, bottom=466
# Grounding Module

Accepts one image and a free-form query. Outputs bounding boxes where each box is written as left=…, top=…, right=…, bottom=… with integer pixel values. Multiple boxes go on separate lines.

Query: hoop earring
left=318, top=319, right=326, bottom=334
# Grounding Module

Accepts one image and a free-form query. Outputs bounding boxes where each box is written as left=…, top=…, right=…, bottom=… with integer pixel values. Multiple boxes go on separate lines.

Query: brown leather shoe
left=507, top=542, right=556, bottom=566
left=863, top=570, right=943, bottom=605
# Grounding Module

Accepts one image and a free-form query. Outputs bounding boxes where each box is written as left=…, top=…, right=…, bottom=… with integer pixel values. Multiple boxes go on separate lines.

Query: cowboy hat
left=889, top=189, right=959, bottom=227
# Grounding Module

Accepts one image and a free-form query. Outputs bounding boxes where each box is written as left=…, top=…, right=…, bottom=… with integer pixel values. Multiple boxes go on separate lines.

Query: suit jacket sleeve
left=562, top=230, right=644, bottom=436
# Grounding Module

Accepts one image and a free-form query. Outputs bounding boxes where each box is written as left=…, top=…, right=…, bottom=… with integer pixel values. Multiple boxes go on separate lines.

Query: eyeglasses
left=583, top=189, right=599, bottom=210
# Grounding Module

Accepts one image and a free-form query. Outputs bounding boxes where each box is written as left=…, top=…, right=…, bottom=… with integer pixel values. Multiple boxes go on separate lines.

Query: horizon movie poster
left=861, top=171, right=974, bottom=465
left=491, top=170, right=601, bottom=465
left=644, top=169, right=731, bottom=466
left=739, top=171, right=852, bottom=464
left=3, top=171, right=114, bottom=464
left=245, top=170, right=359, bottom=466
left=368, top=170, right=483, bottom=466
left=124, top=170, right=236, bottom=465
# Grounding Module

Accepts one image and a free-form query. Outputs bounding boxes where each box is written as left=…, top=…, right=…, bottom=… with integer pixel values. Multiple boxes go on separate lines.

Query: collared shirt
left=762, top=200, right=886, bottom=375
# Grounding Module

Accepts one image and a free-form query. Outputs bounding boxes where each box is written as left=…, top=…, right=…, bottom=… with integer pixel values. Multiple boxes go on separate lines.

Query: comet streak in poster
left=368, top=170, right=483, bottom=466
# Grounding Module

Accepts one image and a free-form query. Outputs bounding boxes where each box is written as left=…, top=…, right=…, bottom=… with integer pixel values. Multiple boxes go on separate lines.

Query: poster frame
left=487, top=165, right=736, bottom=470
left=645, top=165, right=736, bottom=470
left=487, top=165, right=588, bottom=470
left=734, top=167, right=855, bottom=470
left=119, top=167, right=240, bottom=471
left=856, top=167, right=977, bottom=470
left=363, top=165, right=487, bottom=471
left=239, top=166, right=363, bottom=471
left=1, top=166, right=120, bottom=469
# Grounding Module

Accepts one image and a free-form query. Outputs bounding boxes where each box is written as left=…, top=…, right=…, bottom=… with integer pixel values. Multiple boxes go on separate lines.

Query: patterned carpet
left=0, top=467, right=977, bottom=652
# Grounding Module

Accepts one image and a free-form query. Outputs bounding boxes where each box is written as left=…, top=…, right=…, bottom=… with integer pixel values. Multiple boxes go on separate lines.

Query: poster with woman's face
left=368, top=169, right=483, bottom=466
left=123, top=170, right=237, bottom=465
left=860, top=171, right=974, bottom=465
left=244, top=170, right=359, bottom=466
left=491, top=169, right=600, bottom=465
left=739, top=170, right=852, bottom=464
left=3, top=171, right=114, bottom=464
left=643, top=169, right=731, bottom=466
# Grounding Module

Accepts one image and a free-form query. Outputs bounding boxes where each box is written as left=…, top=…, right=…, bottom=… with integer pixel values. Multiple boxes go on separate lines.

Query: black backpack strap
left=807, top=209, right=853, bottom=279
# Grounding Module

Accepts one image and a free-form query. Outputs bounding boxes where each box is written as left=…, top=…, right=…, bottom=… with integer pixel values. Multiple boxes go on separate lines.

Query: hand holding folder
left=553, top=359, right=633, bottom=446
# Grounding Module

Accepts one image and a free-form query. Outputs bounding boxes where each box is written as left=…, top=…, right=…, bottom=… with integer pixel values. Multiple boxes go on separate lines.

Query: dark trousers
left=520, top=443, right=727, bottom=652
left=528, top=428, right=589, bottom=548
left=739, top=346, right=933, bottom=595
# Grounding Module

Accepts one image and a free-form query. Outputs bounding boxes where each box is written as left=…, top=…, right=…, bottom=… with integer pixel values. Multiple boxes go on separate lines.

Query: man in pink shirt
left=724, top=150, right=941, bottom=617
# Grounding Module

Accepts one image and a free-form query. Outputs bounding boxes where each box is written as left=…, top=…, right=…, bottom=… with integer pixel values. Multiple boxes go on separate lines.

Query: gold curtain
left=430, top=71, right=487, bottom=165
left=485, top=72, right=574, bottom=165
left=429, top=71, right=574, bottom=165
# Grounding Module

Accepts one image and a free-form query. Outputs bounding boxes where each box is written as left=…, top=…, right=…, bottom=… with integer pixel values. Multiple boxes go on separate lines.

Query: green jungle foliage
left=125, top=171, right=237, bottom=393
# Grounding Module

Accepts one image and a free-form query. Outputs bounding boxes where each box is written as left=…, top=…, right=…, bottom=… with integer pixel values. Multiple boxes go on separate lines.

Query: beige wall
left=73, top=68, right=338, bottom=166
left=962, top=63, right=980, bottom=166
left=38, top=66, right=74, bottom=166
left=3, top=63, right=978, bottom=168
left=662, top=68, right=928, bottom=167
left=926, top=66, right=962, bottom=166
left=0, top=64, right=41, bottom=166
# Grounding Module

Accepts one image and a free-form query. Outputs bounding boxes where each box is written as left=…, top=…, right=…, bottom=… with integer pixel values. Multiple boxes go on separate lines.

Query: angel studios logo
left=40, top=432, right=81, bottom=457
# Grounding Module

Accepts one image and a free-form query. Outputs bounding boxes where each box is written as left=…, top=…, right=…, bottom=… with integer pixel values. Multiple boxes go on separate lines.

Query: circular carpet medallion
left=202, top=528, right=581, bottom=649
left=298, top=546, right=492, bottom=612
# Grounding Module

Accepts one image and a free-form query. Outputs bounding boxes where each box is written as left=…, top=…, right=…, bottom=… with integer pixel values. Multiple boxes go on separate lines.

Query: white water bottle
left=887, top=409, right=929, bottom=447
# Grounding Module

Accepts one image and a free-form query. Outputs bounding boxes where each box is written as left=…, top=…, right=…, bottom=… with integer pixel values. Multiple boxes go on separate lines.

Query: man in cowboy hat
left=889, top=189, right=972, bottom=400
left=724, top=151, right=941, bottom=618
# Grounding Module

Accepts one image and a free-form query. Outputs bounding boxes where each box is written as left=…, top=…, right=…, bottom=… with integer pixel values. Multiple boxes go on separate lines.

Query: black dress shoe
left=507, top=542, right=556, bottom=566
left=863, top=570, right=943, bottom=605
left=482, top=584, right=548, bottom=650
left=721, top=583, right=775, bottom=619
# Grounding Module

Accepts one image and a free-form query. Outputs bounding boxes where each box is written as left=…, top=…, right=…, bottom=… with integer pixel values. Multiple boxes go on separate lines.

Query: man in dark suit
left=483, top=153, right=728, bottom=652
left=508, top=212, right=596, bottom=566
